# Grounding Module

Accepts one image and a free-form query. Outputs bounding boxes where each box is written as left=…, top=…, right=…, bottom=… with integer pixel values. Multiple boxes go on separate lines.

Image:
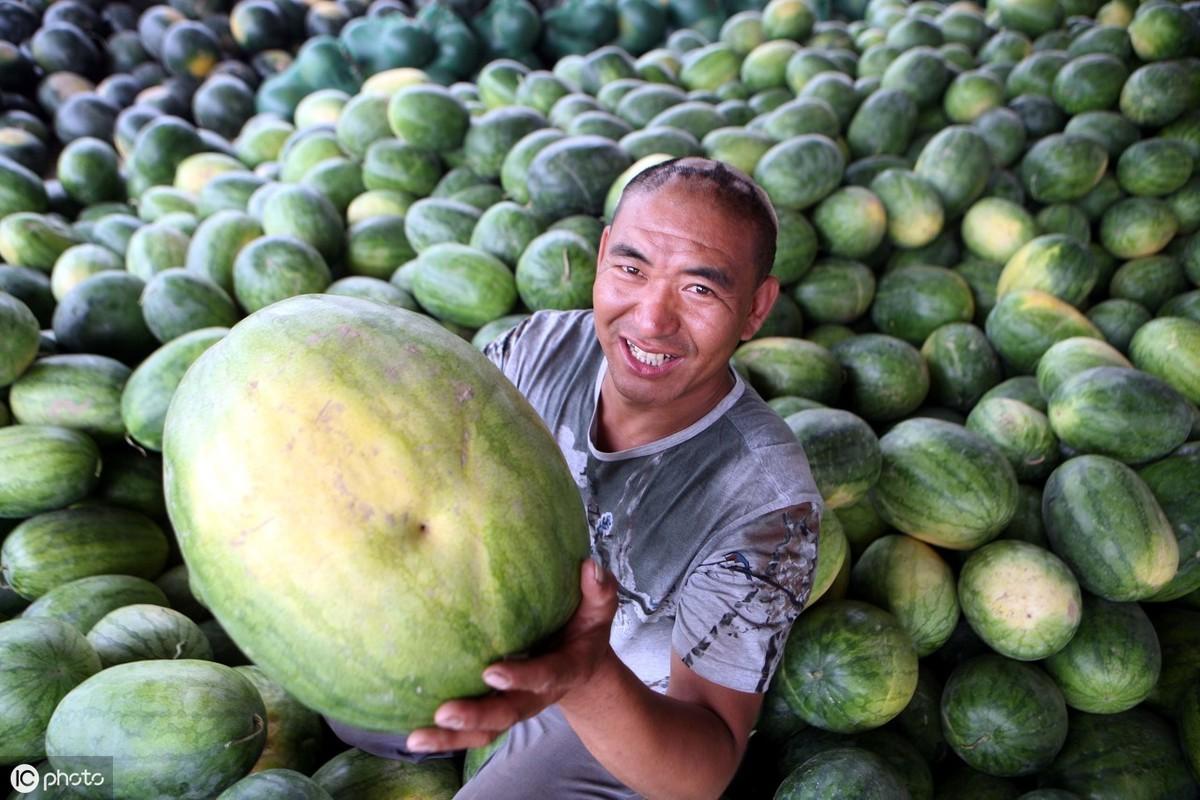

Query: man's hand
left=405, top=559, right=619, bottom=752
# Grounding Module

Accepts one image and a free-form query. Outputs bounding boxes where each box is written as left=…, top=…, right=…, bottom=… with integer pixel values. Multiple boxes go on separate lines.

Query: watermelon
left=774, top=600, right=918, bottom=733
left=1042, top=708, right=1199, bottom=800
left=515, top=230, right=596, bottom=312
left=232, top=236, right=332, bottom=314
left=1043, top=455, right=1179, bottom=602
left=1117, top=139, right=1193, bottom=198
left=960, top=198, right=1035, bottom=265
left=0, top=155, right=48, bottom=217
left=754, top=134, right=845, bottom=211
left=1085, top=299, right=1152, bottom=354
left=0, top=425, right=101, bottom=518
left=872, top=417, right=1018, bottom=550
left=51, top=244, right=123, bottom=302
left=921, top=322, right=1003, bottom=412
left=831, top=334, right=929, bottom=423
left=0, top=212, right=81, bottom=273
left=413, top=243, right=518, bottom=327
left=464, top=107, right=549, bottom=180
left=1051, top=54, right=1128, bottom=115
left=775, top=747, right=908, bottom=800
left=996, top=235, right=1097, bottom=308
left=792, top=260, right=875, bottom=324
left=52, top=271, right=158, bottom=365
left=1018, top=134, right=1108, bottom=204
left=0, top=291, right=40, bottom=387
left=141, top=269, right=240, bottom=344
left=235, top=665, right=324, bottom=774
left=327, top=278, right=419, bottom=312
left=1138, top=453, right=1200, bottom=601
left=1127, top=2, right=1199, bottom=61
left=46, top=660, right=267, bottom=799
left=850, top=534, right=958, bottom=657
left=162, top=295, right=589, bottom=730
left=914, top=125, right=993, bottom=218
left=1042, top=593, right=1160, bottom=713
left=313, top=747, right=461, bottom=799
left=1130, top=317, right=1200, bottom=406
left=984, top=289, right=1104, bottom=374
left=362, top=139, right=442, bottom=197
left=122, top=328, right=228, bottom=453
left=1100, top=198, right=1179, bottom=260
left=388, top=84, right=470, bottom=154
left=1035, top=337, right=1132, bottom=400
left=0, top=617, right=101, bottom=763
left=1048, top=366, right=1193, bottom=465
left=86, top=603, right=213, bottom=666
left=870, top=266, right=975, bottom=346
left=20, top=575, right=169, bottom=634
left=941, top=655, right=1068, bottom=777
left=217, top=769, right=333, bottom=800
left=8, top=354, right=130, bottom=441
left=868, top=169, right=943, bottom=250
left=784, top=409, right=879, bottom=509
left=1146, top=607, right=1200, bottom=714
left=965, top=397, right=1059, bottom=481
left=0, top=506, right=169, bottom=600
left=732, top=338, right=843, bottom=405
left=847, top=89, right=918, bottom=158
left=959, top=539, right=1082, bottom=660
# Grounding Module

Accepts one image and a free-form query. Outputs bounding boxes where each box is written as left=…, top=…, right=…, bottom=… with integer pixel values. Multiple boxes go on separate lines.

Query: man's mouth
left=625, top=338, right=679, bottom=367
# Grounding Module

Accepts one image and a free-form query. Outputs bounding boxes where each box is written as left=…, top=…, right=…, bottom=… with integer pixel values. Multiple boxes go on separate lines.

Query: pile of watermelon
left=2, top=0, right=1200, bottom=795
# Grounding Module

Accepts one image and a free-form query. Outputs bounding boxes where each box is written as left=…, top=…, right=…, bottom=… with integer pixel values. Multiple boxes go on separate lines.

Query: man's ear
left=740, top=276, right=780, bottom=341
left=597, top=224, right=611, bottom=263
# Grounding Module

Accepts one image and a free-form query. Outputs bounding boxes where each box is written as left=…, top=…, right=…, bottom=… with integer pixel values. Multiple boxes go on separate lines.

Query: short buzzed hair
left=613, top=157, right=779, bottom=284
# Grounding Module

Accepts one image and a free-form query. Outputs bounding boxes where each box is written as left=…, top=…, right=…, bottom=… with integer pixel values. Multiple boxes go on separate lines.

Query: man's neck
left=594, top=370, right=735, bottom=453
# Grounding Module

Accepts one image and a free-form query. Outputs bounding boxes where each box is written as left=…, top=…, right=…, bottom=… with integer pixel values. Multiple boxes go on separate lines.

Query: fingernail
left=483, top=670, right=511, bottom=690
left=436, top=713, right=463, bottom=730
left=406, top=734, right=432, bottom=752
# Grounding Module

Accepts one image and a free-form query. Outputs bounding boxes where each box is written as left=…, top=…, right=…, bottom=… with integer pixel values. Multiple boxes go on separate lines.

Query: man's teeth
left=628, top=340, right=674, bottom=367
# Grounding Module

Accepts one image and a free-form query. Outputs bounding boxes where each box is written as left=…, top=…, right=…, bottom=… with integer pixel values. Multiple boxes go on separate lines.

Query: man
left=331, top=157, right=822, bottom=799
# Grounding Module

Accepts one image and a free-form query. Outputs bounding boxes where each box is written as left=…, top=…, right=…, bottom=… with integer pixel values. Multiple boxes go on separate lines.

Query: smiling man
left=331, top=158, right=822, bottom=799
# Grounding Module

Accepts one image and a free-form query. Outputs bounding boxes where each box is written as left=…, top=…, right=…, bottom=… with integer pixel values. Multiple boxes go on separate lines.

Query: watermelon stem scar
left=225, top=714, right=265, bottom=748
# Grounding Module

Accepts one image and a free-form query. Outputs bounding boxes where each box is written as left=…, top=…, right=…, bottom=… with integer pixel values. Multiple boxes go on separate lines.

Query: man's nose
left=635, top=280, right=681, bottom=337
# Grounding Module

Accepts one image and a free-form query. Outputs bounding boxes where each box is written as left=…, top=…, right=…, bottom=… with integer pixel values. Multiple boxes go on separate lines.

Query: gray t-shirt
left=484, top=309, right=823, bottom=697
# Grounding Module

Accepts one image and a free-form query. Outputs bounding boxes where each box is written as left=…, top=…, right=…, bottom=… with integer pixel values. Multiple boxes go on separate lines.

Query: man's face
left=592, top=183, right=779, bottom=416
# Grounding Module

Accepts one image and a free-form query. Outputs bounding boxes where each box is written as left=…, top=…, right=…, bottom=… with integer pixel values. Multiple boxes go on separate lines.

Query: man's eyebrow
left=609, top=243, right=648, bottom=262
left=684, top=265, right=734, bottom=291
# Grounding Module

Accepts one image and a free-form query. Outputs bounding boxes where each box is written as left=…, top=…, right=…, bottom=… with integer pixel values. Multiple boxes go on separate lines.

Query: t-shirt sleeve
left=671, top=501, right=821, bottom=694
left=482, top=317, right=533, bottom=385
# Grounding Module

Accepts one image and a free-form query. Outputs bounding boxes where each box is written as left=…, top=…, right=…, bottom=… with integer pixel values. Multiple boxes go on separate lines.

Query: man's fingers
left=405, top=726, right=500, bottom=753
left=486, top=649, right=578, bottom=695
left=434, top=690, right=546, bottom=732
left=574, top=559, right=619, bottom=628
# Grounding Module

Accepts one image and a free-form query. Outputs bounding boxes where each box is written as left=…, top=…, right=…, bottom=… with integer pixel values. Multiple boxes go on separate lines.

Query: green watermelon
left=388, top=84, right=470, bottom=154
left=774, top=600, right=918, bottom=733
left=1036, top=337, right=1132, bottom=399
left=46, top=660, right=267, bottom=799
left=20, top=575, right=169, bottom=634
left=86, top=603, right=213, bottom=666
left=515, top=230, right=596, bottom=312
left=235, top=665, right=324, bottom=774
left=959, top=539, right=1082, bottom=660
left=1100, top=198, right=1179, bottom=260
left=965, top=397, right=1059, bottom=481
left=1138, top=453, right=1200, bottom=601
left=469, top=202, right=545, bottom=268
left=754, top=134, right=845, bottom=211
left=0, top=425, right=101, bottom=518
left=732, top=338, right=844, bottom=405
left=0, top=212, right=81, bottom=273
left=913, top=125, right=993, bottom=218
left=51, top=271, right=158, bottom=365
left=996, top=234, right=1097, bottom=308
left=313, top=747, right=461, bottom=799
left=783, top=409, right=879, bottom=510
left=1048, top=367, right=1193, bottom=465
left=871, top=417, right=1018, bottom=549
left=1130, top=317, right=1200, bottom=406
left=1042, top=593, right=1160, bottom=714
left=920, top=322, right=1003, bottom=412
left=0, top=617, right=101, bottom=763
left=217, top=769, right=333, bottom=800
left=232, top=236, right=332, bottom=314
left=413, top=243, right=518, bottom=328
left=50, top=243, right=123, bottom=302
left=831, top=334, right=929, bottom=423
left=8, top=354, right=130, bottom=441
left=141, top=269, right=240, bottom=343
left=1042, top=708, right=1199, bottom=800
left=0, top=506, right=169, bottom=600
left=122, top=328, right=228, bottom=452
left=870, top=266, right=975, bottom=346
left=984, top=289, right=1104, bottom=374
left=162, top=295, right=589, bottom=731
left=850, top=534, right=958, bottom=657
left=1043, top=455, right=1179, bottom=602
left=940, top=655, right=1068, bottom=776
left=792, top=260, right=876, bottom=324
left=1085, top=299, right=1152, bottom=354
left=0, top=291, right=44, bottom=387
left=869, top=169, right=944, bottom=250
left=775, top=747, right=908, bottom=800
left=1018, top=134, right=1108, bottom=204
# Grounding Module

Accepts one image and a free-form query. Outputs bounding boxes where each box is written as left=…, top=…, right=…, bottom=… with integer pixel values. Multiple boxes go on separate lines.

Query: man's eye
left=620, top=265, right=640, bottom=276
left=689, top=284, right=713, bottom=296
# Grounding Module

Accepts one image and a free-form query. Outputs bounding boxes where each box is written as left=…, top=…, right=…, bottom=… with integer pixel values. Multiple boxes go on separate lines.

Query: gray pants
left=456, top=706, right=640, bottom=800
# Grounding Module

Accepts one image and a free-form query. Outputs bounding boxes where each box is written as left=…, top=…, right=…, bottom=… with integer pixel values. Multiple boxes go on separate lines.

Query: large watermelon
left=162, top=295, right=589, bottom=731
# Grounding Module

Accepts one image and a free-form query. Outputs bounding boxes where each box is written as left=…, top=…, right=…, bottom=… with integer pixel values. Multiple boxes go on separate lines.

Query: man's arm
left=404, top=562, right=762, bottom=800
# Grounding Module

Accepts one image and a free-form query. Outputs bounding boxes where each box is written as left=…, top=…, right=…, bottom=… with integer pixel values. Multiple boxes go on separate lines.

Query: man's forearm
left=558, top=647, right=742, bottom=800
